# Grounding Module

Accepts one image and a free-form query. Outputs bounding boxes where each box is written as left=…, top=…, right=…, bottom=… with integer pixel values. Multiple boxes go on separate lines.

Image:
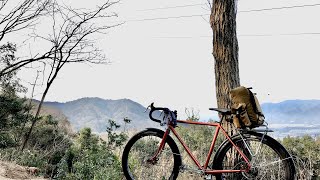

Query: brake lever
left=144, top=105, right=150, bottom=113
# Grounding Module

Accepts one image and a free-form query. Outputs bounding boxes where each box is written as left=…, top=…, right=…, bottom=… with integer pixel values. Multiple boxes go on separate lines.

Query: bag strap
left=247, top=88, right=265, bottom=118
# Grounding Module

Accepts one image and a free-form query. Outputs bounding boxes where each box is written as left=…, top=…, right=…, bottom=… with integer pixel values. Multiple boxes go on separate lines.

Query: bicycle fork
left=147, top=128, right=171, bottom=164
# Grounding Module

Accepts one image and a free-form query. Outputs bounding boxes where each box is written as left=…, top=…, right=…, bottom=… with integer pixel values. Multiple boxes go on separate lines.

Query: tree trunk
left=21, top=86, right=47, bottom=151
left=21, top=76, right=55, bottom=151
left=210, top=0, right=240, bottom=134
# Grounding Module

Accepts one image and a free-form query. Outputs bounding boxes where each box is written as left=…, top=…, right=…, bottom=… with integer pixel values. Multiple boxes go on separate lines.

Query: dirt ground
left=0, top=161, right=46, bottom=180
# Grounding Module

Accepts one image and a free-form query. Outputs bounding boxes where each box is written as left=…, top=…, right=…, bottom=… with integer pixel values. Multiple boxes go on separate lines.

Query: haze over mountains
left=261, top=100, right=320, bottom=137
left=43, top=98, right=158, bottom=132
left=42, top=98, right=320, bottom=137
left=262, top=100, right=320, bottom=124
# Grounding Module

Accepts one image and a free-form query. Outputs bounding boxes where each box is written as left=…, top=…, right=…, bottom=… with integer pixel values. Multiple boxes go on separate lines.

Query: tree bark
left=210, top=0, right=240, bottom=133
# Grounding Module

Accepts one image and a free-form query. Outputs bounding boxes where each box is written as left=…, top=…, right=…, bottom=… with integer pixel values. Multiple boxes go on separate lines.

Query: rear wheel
left=122, top=129, right=182, bottom=180
left=212, top=131, right=295, bottom=180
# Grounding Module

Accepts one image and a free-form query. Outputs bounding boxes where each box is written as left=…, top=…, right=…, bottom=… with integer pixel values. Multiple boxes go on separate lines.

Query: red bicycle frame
left=150, top=119, right=252, bottom=175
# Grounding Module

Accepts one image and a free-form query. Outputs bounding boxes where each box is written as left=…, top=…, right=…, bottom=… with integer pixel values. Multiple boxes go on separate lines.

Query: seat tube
left=204, top=126, right=220, bottom=168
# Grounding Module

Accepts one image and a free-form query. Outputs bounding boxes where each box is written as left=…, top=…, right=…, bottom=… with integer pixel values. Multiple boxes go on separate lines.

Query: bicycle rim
left=122, top=129, right=181, bottom=180
left=214, top=133, right=295, bottom=180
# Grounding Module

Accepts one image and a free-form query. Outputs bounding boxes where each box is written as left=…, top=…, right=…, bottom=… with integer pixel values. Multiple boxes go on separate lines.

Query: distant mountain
left=261, top=100, right=320, bottom=137
left=43, top=98, right=158, bottom=132
left=32, top=100, right=73, bottom=134
left=262, top=100, right=320, bottom=124
left=41, top=98, right=320, bottom=136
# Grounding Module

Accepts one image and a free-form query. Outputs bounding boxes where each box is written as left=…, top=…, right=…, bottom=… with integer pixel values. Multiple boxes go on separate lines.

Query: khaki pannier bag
left=230, top=86, right=265, bottom=129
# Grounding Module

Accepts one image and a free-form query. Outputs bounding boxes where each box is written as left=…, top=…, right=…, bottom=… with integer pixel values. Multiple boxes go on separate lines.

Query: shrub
left=56, top=125, right=127, bottom=180
left=282, top=135, right=320, bottom=179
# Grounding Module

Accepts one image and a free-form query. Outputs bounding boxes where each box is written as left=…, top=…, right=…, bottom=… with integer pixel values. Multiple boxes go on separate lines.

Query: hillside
left=43, top=98, right=158, bottom=132
left=31, top=100, right=73, bottom=134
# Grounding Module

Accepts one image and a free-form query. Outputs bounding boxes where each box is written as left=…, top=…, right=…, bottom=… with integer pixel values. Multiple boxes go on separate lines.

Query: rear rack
left=239, top=124, right=274, bottom=133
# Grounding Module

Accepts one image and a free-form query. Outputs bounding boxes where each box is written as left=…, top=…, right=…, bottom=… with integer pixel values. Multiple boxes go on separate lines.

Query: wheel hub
left=242, top=167, right=259, bottom=179
left=146, top=157, right=159, bottom=165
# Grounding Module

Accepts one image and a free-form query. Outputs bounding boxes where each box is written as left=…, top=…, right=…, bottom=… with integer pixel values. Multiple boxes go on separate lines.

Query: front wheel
left=122, top=128, right=182, bottom=180
left=212, top=131, right=296, bottom=180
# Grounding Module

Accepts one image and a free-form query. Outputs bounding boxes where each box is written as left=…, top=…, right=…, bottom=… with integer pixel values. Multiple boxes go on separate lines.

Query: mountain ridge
left=42, top=98, right=157, bottom=132
left=261, top=99, right=320, bottom=124
left=41, top=98, right=320, bottom=135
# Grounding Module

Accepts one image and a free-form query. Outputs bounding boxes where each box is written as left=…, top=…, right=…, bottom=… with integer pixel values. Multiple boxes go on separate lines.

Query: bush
left=0, top=115, right=72, bottom=178
left=0, top=94, right=32, bottom=148
left=0, top=132, right=17, bottom=148
left=0, top=148, right=46, bottom=174
left=282, top=135, right=320, bottom=179
left=56, top=126, right=126, bottom=180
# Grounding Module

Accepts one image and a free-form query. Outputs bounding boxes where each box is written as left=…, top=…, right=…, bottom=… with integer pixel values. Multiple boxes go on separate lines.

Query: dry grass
left=0, top=161, right=47, bottom=180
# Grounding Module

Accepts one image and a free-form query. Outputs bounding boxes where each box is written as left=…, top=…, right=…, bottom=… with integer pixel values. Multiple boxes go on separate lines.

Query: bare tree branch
left=21, top=0, right=120, bottom=150
left=0, top=0, right=51, bottom=41
left=0, top=0, right=121, bottom=150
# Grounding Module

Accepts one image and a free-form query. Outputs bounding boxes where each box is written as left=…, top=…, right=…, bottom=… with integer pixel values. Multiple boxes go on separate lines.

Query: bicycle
left=122, top=103, right=296, bottom=180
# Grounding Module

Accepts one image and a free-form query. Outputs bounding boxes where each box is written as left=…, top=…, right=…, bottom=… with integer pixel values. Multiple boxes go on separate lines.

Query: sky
left=13, top=0, right=320, bottom=119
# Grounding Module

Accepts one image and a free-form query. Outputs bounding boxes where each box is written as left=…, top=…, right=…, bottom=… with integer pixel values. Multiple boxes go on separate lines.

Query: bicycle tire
left=122, top=128, right=182, bottom=180
left=212, top=131, right=295, bottom=180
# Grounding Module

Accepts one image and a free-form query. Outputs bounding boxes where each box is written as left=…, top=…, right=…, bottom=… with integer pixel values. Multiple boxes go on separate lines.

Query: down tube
left=169, top=126, right=203, bottom=169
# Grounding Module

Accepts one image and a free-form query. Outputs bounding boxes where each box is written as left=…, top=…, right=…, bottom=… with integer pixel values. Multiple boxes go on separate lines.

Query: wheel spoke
left=213, top=133, right=295, bottom=180
left=255, top=157, right=293, bottom=168
left=122, top=130, right=181, bottom=180
left=128, top=137, right=174, bottom=179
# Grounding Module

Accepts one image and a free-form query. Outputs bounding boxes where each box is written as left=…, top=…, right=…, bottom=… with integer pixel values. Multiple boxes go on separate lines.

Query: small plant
left=107, top=119, right=128, bottom=150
